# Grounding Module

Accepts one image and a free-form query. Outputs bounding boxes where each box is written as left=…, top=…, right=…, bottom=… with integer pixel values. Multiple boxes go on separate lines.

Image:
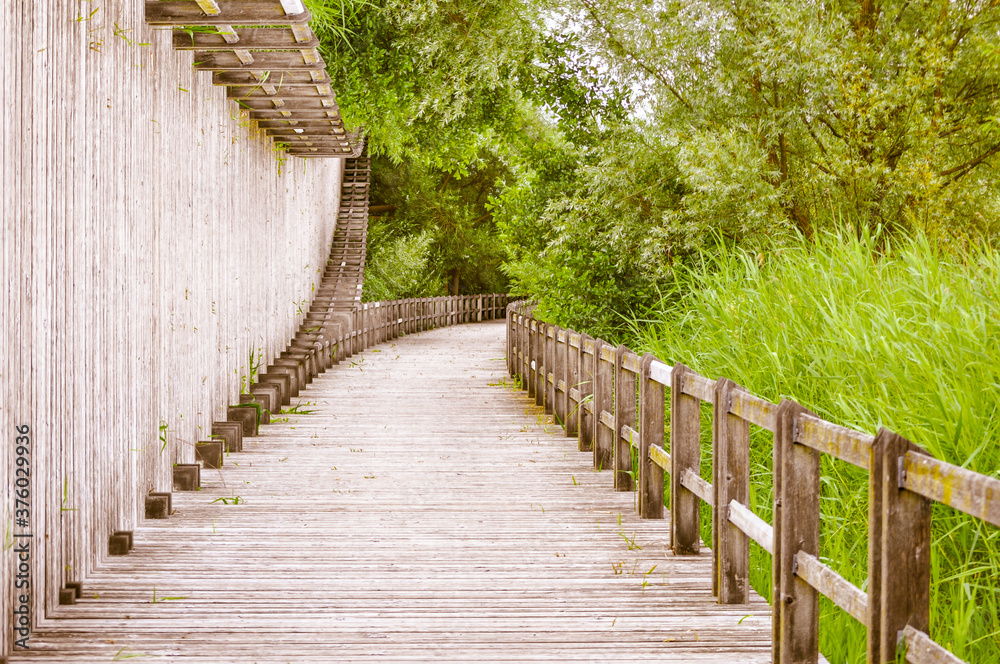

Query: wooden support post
left=613, top=345, right=636, bottom=491
left=639, top=354, right=664, bottom=518
left=535, top=322, right=546, bottom=408
left=593, top=339, right=613, bottom=472
left=554, top=329, right=567, bottom=429
left=579, top=336, right=595, bottom=452
left=714, top=379, right=750, bottom=604
left=544, top=325, right=555, bottom=414
left=670, top=363, right=702, bottom=555
left=776, top=400, right=820, bottom=663
left=566, top=333, right=580, bottom=439
left=877, top=429, right=932, bottom=664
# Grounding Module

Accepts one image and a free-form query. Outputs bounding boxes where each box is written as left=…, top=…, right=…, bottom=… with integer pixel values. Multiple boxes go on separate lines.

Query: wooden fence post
left=877, top=429, right=932, bottom=664
left=527, top=319, right=537, bottom=400
left=535, top=321, right=546, bottom=407
left=593, top=339, right=613, bottom=472
left=776, top=400, right=820, bottom=663
left=670, top=363, right=701, bottom=555
left=639, top=354, right=664, bottom=518
left=579, top=336, right=595, bottom=453
left=544, top=324, right=556, bottom=414
left=714, top=379, right=750, bottom=604
left=565, top=333, right=580, bottom=439
left=613, top=345, right=635, bottom=491
left=554, top=328, right=567, bottom=427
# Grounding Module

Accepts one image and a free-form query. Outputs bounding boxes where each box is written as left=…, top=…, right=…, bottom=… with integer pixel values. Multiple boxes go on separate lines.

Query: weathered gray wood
left=714, top=379, right=750, bottom=604
left=579, top=337, right=596, bottom=453
left=173, top=27, right=320, bottom=49
left=902, top=452, right=1000, bottom=528
left=648, top=444, right=671, bottom=471
left=900, top=625, right=967, bottom=664
left=670, top=364, right=702, bottom=556
left=193, top=50, right=324, bottom=70
left=613, top=346, right=637, bottom=492
left=772, top=400, right=788, bottom=664
left=638, top=354, right=664, bottom=519
left=777, top=401, right=820, bottom=664
left=879, top=430, right=933, bottom=664
left=792, top=552, right=867, bottom=623
left=214, top=70, right=331, bottom=86
left=527, top=319, right=537, bottom=400
left=544, top=324, right=556, bottom=415
left=593, top=340, right=614, bottom=472
left=8, top=322, right=773, bottom=661
left=555, top=329, right=568, bottom=430
left=145, top=1, right=311, bottom=25
left=795, top=413, right=874, bottom=471
left=727, top=501, right=773, bottom=555
left=566, top=333, right=581, bottom=439
left=728, top=391, right=778, bottom=433
left=680, top=469, right=714, bottom=507
left=866, top=427, right=886, bottom=663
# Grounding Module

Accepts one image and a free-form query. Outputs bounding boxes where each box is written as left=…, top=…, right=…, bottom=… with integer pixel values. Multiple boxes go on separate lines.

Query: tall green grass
left=634, top=231, right=1000, bottom=663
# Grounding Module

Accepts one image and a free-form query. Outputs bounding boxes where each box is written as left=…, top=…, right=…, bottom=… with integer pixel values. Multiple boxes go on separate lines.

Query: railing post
left=714, top=379, right=750, bottom=604
left=565, top=332, right=579, bottom=439
left=639, top=354, right=664, bottom=518
left=876, top=429, right=932, bottom=664
left=775, top=400, right=820, bottom=662
left=593, top=339, right=613, bottom=471
left=528, top=319, right=539, bottom=401
left=554, top=328, right=567, bottom=427
left=579, top=336, right=595, bottom=452
left=670, top=363, right=701, bottom=555
left=545, top=324, right=556, bottom=415
left=613, top=345, right=635, bottom=491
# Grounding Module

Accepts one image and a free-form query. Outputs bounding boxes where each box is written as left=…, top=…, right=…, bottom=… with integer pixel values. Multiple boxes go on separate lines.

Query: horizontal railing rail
left=505, top=300, right=993, bottom=664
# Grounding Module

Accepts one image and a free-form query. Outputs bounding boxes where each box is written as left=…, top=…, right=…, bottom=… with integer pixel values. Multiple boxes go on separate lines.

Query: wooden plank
left=599, top=344, right=616, bottom=363
left=599, top=410, right=615, bottom=430
left=267, top=127, right=348, bottom=137
left=795, top=413, right=874, bottom=470
left=670, top=364, right=703, bottom=556
left=229, top=86, right=335, bottom=99
left=620, top=424, right=639, bottom=447
left=793, top=552, right=867, bottom=624
left=613, top=345, right=636, bottom=491
left=714, top=379, right=750, bottom=604
left=727, top=501, right=773, bottom=555
left=255, top=119, right=345, bottom=129
left=728, top=391, right=777, bottom=433
left=878, top=430, right=932, bottom=664
left=777, top=399, right=820, bottom=663
left=244, top=109, right=341, bottom=120
left=900, top=625, right=967, bottom=664
left=648, top=360, right=672, bottom=387
left=680, top=469, right=714, bottom=507
left=566, top=329, right=580, bottom=440
left=2, top=322, right=773, bottom=661
left=621, top=351, right=641, bottom=374
left=172, top=27, right=319, bottom=49
left=214, top=70, right=331, bottom=86
left=902, top=452, right=1000, bottom=528
left=682, top=372, right=715, bottom=403
left=144, top=1, right=311, bottom=25
left=193, top=51, right=324, bottom=70
left=648, top=444, right=671, bottom=472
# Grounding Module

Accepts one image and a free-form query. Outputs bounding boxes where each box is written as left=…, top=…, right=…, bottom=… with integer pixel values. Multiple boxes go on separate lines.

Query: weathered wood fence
left=506, top=301, right=999, bottom=664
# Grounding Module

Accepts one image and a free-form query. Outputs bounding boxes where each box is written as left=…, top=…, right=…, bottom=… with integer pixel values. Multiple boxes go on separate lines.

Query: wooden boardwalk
left=13, top=321, right=771, bottom=663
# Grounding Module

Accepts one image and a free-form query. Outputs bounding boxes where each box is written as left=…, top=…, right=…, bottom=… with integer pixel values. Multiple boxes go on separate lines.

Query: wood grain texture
left=0, top=0, right=341, bottom=653
left=9, top=322, right=771, bottom=663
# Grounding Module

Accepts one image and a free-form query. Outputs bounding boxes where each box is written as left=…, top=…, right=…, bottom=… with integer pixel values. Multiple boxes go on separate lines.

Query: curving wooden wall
left=0, top=0, right=342, bottom=654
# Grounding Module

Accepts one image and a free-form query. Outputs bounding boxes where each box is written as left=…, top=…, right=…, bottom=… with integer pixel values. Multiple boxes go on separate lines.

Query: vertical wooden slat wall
left=0, top=0, right=342, bottom=653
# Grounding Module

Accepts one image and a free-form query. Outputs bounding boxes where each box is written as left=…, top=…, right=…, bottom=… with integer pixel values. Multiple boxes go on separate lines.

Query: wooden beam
left=243, top=109, right=341, bottom=120
left=193, top=51, right=323, bottom=70
left=255, top=119, right=345, bottom=129
left=271, top=130, right=351, bottom=139
left=213, top=70, right=329, bottom=85
left=227, top=85, right=334, bottom=99
left=172, top=27, right=319, bottom=50
left=144, top=1, right=311, bottom=26
left=236, top=98, right=338, bottom=110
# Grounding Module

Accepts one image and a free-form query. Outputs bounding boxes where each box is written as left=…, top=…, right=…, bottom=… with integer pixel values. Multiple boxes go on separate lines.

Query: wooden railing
left=506, top=301, right=999, bottom=664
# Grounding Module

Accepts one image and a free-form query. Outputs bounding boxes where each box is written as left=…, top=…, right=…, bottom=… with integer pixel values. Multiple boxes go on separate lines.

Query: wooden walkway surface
left=14, top=321, right=771, bottom=663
